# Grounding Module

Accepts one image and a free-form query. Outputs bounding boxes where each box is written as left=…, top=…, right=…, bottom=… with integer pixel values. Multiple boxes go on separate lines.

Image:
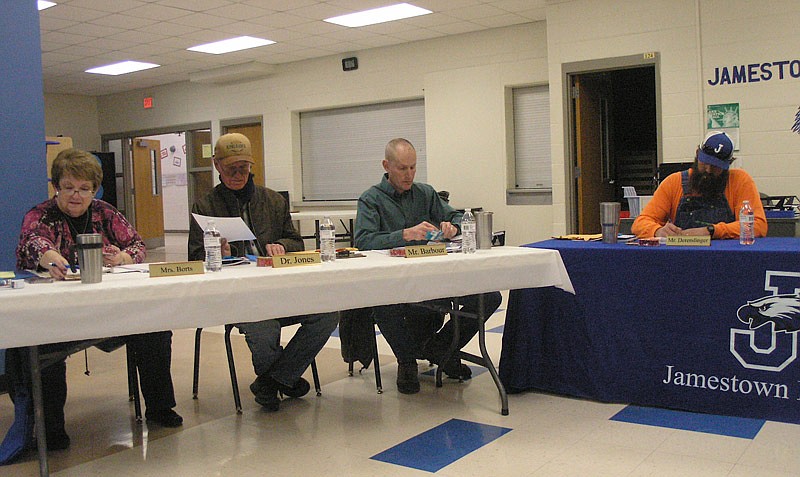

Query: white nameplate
left=404, top=243, right=447, bottom=258
left=149, top=261, right=205, bottom=277
left=272, top=252, right=321, bottom=268
left=666, top=235, right=711, bottom=246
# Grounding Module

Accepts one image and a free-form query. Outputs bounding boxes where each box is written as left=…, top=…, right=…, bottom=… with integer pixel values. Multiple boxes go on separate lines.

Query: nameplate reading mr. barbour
left=149, top=261, right=205, bottom=277
left=404, top=243, right=447, bottom=258
left=666, top=235, right=711, bottom=247
left=272, top=252, right=321, bottom=268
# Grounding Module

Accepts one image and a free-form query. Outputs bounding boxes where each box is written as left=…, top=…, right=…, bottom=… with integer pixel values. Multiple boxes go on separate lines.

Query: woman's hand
left=39, top=250, right=70, bottom=280
left=103, top=245, right=132, bottom=266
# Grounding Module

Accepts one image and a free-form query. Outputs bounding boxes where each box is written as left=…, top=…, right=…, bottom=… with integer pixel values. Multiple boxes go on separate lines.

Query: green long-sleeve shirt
left=355, top=173, right=461, bottom=250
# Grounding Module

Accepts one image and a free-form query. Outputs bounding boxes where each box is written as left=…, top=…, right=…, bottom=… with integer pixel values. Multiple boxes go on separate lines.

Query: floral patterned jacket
left=16, top=198, right=145, bottom=270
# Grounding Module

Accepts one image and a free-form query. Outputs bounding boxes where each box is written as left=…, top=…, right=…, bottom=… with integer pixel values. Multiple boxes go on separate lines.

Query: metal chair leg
left=126, top=345, right=142, bottom=422
left=224, top=324, right=242, bottom=413
left=311, top=359, right=322, bottom=396
left=372, top=322, right=382, bottom=394
left=192, top=328, right=202, bottom=399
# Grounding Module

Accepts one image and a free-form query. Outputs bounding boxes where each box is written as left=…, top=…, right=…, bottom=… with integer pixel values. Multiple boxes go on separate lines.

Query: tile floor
left=2, top=234, right=800, bottom=476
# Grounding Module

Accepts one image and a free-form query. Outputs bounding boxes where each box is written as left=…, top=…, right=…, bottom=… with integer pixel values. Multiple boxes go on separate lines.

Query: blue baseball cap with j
left=698, top=131, right=735, bottom=170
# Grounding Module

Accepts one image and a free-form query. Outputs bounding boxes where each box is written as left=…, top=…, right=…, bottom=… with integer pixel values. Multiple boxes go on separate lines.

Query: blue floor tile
left=371, top=418, right=512, bottom=472
left=611, top=405, right=765, bottom=439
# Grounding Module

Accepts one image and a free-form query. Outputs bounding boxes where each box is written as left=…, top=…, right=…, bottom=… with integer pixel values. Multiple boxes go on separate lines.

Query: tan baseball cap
left=214, top=133, right=255, bottom=166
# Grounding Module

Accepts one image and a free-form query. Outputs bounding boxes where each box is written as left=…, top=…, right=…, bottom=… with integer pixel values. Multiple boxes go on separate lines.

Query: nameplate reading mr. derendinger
left=272, top=251, right=321, bottom=268
left=405, top=243, right=447, bottom=258
left=666, top=235, right=711, bottom=246
left=149, top=261, right=205, bottom=277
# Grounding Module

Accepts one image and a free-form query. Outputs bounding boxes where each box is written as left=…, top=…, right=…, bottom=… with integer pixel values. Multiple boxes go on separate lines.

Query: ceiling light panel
left=85, top=60, right=160, bottom=76
left=187, top=36, right=275, bottom=54
left=324, top=3, right=432, bottom=28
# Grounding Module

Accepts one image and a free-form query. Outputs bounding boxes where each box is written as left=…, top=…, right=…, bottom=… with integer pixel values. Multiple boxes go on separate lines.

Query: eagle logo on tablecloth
left=737, top=293, right=800, bottom=332
left=730, top=272, right=800, bottom=373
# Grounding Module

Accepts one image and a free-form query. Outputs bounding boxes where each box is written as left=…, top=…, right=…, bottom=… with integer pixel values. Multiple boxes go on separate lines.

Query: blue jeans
left=373, top=292, right=502, bottom=363
left=236, top=313, right=338, bottom=387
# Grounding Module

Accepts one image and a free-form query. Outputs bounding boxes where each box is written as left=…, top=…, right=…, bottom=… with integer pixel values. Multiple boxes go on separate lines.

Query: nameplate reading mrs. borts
left=666, top=235, right=711, bottom=246
left=272, top=251, right=321, bottom=268
left=404, top=243, right=447, bottom=258
left=149, top=261, right=205, bottom=277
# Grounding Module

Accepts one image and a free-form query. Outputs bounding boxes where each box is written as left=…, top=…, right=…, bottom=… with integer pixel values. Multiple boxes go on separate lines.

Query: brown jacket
left=189, top=182, right=303, bottom=260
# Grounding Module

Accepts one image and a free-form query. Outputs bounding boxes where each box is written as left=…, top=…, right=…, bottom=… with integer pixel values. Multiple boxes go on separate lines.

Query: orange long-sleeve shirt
left=631, top=168, right=767, bottom=239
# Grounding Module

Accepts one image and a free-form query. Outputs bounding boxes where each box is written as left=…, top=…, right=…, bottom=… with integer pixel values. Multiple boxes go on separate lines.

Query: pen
left=49, top=262, right=78, bottom=272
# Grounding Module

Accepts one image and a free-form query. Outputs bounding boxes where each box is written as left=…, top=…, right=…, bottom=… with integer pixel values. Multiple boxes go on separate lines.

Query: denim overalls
left=673, top=170, right=734, bottom=229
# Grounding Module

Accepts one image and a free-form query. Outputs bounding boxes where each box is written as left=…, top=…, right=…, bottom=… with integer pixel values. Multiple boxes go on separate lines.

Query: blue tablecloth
left=499, top=237, right=800, bottom=424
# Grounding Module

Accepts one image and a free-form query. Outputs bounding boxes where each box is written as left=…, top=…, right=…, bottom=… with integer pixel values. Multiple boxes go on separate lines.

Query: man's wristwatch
left=706, top=224, right=715, bottom=237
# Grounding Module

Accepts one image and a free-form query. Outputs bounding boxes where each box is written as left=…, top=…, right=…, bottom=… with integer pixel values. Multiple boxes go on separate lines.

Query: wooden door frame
left=562, top=53, right=662, bottom=234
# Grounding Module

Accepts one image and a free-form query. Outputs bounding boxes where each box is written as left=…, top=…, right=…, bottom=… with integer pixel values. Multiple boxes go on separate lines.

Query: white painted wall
left=547, top=0, right=800, bottom=233
left=93, top=22, right=551, bottom=246
left=44, top=93, right=100, bottom=151
left=44, top=2, right=800, bottom=245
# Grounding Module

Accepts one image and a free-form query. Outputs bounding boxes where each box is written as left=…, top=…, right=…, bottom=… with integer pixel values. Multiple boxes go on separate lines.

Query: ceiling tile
left=38, top=0, right=539, bottom=96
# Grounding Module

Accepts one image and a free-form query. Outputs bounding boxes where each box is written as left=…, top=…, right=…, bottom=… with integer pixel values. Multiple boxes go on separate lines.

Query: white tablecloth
left=0, top=247, right=573, bottom=348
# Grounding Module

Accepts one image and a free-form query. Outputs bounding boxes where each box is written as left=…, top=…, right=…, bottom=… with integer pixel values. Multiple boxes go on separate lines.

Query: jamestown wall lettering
left=708, top=59, right=800, bottom=86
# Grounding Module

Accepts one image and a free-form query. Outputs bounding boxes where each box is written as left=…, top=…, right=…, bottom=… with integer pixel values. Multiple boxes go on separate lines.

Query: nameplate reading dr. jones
left=272, top=252, right=321, bottom=268
left=405, top=243, right=447, bottom=258
left=149, top=261, right=205, bottom=277
left=666, top=236, right=711, bottom=247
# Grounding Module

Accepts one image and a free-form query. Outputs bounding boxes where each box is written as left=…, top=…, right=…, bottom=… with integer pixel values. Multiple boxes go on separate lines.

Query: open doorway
left=102, top=123, right=212, bottom=239
left=564, top=54, right=661, bottom=234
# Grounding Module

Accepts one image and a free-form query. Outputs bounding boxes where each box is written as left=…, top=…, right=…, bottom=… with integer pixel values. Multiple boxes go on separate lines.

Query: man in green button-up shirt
left=354, top=138, right=501, bottom=394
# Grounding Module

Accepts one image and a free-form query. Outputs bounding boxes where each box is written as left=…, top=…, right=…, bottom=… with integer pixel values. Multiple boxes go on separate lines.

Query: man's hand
left=402, top=221, right=439, bottom=241
left=265, top=243, right=285, bottom=256
left=680, top=226, right=711, bottom=236
left=220, top=238, right=231, bottom=257
left=439, top=221, right=457, bottom=239
left=655, top=222, right=682, bottom=237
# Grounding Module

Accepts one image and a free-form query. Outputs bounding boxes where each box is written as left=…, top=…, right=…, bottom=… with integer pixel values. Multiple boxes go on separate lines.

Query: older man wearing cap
left=188, top=133, right=338, bottom=412
left=632, top=131, right=767, bottom=239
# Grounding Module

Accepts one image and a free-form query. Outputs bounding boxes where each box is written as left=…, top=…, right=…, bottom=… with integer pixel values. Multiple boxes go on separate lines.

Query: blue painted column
left=0, top=2, right=47, bottom=269
left=0, top=2, right=47, bottom=376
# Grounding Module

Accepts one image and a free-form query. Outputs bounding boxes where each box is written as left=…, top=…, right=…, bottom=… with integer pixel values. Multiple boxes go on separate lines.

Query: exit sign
left=143, top=97, right=153, bottom=109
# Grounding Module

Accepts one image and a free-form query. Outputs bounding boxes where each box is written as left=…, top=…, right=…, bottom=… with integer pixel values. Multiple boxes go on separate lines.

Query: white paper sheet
left=191, top=214, right=257, bottom=242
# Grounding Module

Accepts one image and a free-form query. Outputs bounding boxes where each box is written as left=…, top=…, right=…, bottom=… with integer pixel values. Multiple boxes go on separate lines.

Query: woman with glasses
left=4, top=148, right=181, bottom=461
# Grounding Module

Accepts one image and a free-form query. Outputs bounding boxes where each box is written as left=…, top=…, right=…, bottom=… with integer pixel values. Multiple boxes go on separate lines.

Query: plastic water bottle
left=739, top=200, right=755, bottom=245
left=462, top=208, right=476, bottom=254
left=204, top=219, right=222, bottom=271
left=320, top=216, right=336, bottom=262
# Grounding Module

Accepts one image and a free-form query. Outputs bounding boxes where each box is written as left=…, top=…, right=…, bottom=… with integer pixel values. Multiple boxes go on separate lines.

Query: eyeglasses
left=222, top=164, right=251, bottom=177
left=59, top=186, right=95, bottom=198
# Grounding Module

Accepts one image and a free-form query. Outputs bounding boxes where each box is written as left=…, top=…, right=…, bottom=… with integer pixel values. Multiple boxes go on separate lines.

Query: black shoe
left=250, top=375, right=280, bottom=412
left=440, top=358, right=472, bottom=380
left=422, top=343, right=473, bottom=380
left=278, top=377, right=310, bottom=399
left=396, top=361, right=420, bottom=394
left=145, top=409, right=183, bottom=428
